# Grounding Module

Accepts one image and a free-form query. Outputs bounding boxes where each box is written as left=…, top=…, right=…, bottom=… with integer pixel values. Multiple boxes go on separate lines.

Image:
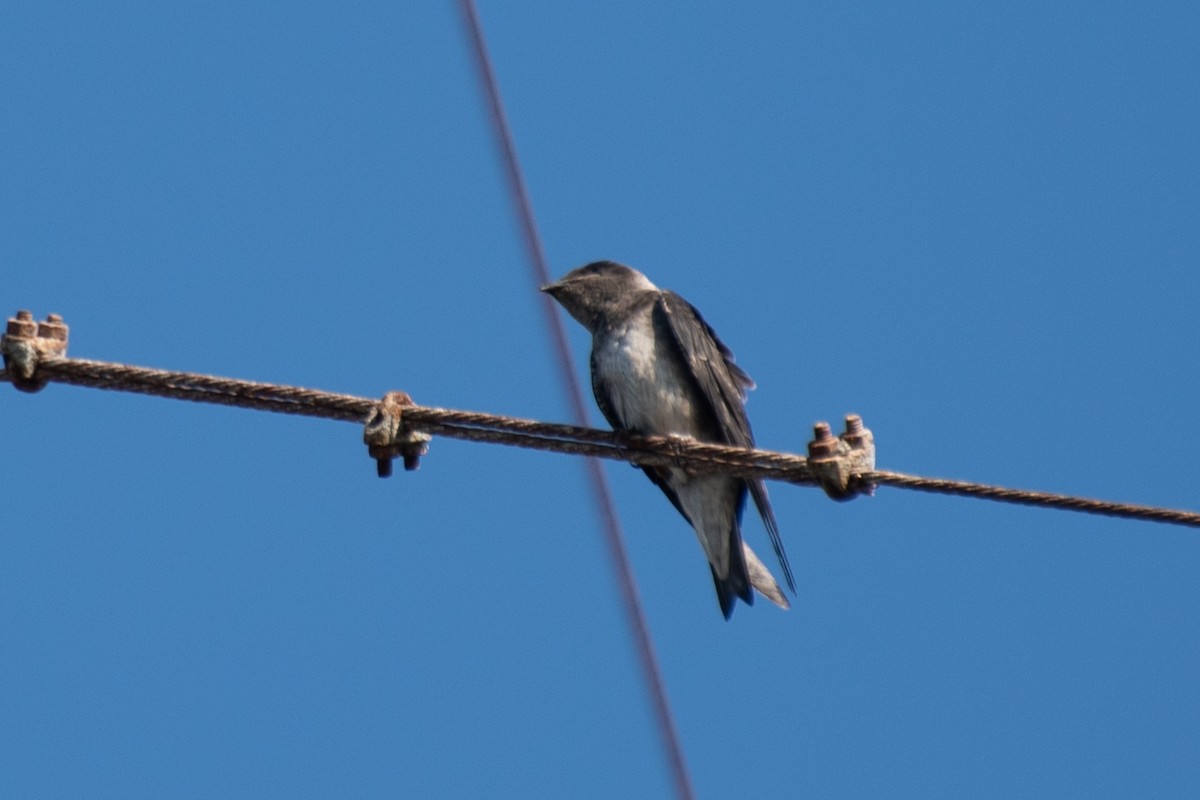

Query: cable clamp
left=363, top=391, right=431, bottom=477
left=806, top=414, right=876, bottom=501
left=2, top=310, right=69, bottom=393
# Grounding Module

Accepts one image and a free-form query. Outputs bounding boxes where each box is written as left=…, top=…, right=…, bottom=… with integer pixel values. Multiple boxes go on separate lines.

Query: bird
left=542, top=261, right=794, bottom=618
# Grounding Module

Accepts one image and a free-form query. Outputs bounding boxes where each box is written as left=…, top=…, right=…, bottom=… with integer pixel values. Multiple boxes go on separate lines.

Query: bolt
left=842, top=414, right=871, bottom=449
left=808, top=421, right=839, bottom=460
left=7, top=310, right=38, bottom=338
left=37, top=314, right=68, bottom=343
left=2, top=310, right=49, bottom=391
left=367, top=443, right=397, bottom=478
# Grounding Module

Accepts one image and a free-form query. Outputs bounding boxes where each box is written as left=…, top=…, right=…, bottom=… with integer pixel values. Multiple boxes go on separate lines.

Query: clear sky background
left=2, top=2, right=1198, bottom=797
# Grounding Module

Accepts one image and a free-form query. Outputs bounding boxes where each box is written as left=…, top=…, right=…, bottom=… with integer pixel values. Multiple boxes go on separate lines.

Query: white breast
left=593, top=315, right=700, bottom=437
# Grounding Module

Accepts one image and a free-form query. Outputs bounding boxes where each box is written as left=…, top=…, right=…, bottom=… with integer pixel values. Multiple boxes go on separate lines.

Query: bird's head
left=541, top=261, right=658, bottom=333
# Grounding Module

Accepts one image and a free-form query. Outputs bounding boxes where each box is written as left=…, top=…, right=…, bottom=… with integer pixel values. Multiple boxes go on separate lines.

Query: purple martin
left=542, top=261, right=795, bottom=618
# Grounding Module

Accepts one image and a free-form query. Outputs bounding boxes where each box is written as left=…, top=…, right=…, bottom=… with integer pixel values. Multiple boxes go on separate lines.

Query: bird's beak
left=540, top=282, right=560, bottom=296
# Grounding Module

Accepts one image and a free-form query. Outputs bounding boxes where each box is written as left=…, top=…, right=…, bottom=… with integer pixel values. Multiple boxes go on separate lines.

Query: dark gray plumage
left=542, top=261, right=794, bottom=618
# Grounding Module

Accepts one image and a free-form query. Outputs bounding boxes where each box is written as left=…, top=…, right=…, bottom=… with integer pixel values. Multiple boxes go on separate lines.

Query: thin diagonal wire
left=455, top=4, right=696, bottom=799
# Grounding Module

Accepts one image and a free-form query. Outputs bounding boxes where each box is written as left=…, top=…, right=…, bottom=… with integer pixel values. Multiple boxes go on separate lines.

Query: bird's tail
left=742, top=542, right=790, bottom=610
left=710, top=538, right=754, bottom=619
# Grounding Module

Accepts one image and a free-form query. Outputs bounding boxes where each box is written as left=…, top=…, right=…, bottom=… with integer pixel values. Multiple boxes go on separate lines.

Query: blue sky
left=2, top=2, right=1198, bottom=797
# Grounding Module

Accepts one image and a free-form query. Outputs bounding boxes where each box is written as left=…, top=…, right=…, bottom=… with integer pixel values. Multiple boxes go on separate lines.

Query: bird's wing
left=589, top=345, right=622, bottom=432
left=654, top=292, right=796, bottom=593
